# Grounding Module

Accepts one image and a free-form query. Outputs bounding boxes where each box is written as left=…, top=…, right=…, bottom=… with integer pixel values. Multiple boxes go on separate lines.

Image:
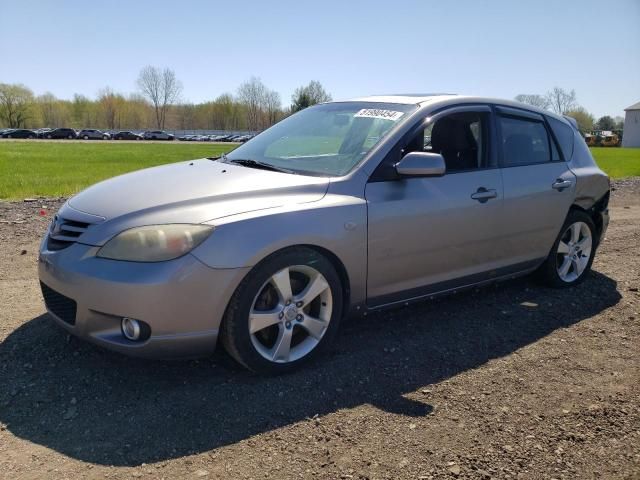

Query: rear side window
left=499, top=116, right=550, bottom=166
left=547, top=116, right=575, bottom=161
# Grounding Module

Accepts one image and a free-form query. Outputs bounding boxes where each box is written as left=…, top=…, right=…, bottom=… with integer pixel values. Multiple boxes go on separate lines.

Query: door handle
left=552, top=179, right=573, bottom=191
left=470, top=187, right=498, bottom=203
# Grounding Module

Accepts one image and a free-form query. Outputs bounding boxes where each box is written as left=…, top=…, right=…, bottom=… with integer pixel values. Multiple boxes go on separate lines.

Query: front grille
left=47, top=215, right=92, bottom=251
left=40, top=282, right=77, bottom=325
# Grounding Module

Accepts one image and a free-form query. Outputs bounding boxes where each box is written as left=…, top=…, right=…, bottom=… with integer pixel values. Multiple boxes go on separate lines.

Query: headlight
left=97, top=224, right=214, bottom=262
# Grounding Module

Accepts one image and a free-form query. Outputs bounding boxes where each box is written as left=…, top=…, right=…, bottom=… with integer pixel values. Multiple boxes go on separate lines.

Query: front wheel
left=536, top=210, right=596, bottom=288
left=221, top=248, right=343, bottom=374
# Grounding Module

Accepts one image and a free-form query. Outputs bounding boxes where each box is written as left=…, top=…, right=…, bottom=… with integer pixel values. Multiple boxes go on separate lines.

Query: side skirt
left=366, top=259, right=543, bottom=312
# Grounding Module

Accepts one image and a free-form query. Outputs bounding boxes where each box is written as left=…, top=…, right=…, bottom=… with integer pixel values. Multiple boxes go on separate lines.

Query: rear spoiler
left=563, top=115, right=579, bottom=131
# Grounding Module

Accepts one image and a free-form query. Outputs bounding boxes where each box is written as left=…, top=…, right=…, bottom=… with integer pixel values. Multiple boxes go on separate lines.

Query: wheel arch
left=569, top=190, right=609, bottom=245
left=229, top=243, right=352, bottom=322
left=298, top=244, right=351, bottom=314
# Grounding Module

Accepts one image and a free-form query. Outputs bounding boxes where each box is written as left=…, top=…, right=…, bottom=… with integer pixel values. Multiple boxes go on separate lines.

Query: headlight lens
left=97, top=224, right=214, bottom=262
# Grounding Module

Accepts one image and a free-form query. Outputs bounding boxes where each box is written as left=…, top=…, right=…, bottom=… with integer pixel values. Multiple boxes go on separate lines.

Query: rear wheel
left=83, top=135, right=89, bottom=140
left=537, top=210, right=596, bottom=288
left=221, top=248, right=343, bottom=374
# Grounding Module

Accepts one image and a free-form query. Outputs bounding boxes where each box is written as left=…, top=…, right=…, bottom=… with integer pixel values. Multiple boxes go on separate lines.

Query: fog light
left=121, top=317, right=141, bottom=341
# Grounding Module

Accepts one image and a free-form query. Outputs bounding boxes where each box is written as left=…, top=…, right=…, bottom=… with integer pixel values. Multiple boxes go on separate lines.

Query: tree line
left=2, top=75, right=622, bottom=135
left=0, top=66, right=332, bottom=131
left=514, top=87, right=624, bottom=133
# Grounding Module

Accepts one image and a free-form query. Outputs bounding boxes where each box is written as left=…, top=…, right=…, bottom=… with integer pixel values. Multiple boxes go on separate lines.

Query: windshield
left=225, top=102, right=416, bottom=176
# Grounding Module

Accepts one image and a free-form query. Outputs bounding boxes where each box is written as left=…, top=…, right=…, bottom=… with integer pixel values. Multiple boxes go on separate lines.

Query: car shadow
left=0, top=271, right=620, bottom=466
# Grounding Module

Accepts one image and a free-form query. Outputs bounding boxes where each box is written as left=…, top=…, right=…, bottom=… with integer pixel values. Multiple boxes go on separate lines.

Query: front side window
left=225, top=102, right=416, bottom=176
left=405, top=111, right=488, bottom=172
left=499, top=116, right=551, bottom=166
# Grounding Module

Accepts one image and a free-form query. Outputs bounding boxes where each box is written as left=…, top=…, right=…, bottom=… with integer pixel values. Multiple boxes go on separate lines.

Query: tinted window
left=547, top=116, right=574, bottom=161
left=499, top=116, right=550, bottom=166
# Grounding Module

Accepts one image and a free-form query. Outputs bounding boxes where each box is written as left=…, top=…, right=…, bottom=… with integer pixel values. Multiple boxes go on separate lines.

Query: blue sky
left=1, top=0, right=638, bottom=117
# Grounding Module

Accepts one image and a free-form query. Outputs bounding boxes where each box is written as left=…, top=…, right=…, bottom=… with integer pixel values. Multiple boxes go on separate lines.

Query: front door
left=366, top=107, right=506, bottom=307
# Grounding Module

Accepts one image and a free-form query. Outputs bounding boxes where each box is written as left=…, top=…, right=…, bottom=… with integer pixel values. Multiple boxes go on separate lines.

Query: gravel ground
left=0, top=180, right=639, bottom=480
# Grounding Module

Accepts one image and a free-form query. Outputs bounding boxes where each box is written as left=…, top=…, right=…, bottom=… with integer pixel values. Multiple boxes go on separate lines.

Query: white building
left=622, top=101, right=640, bottom=147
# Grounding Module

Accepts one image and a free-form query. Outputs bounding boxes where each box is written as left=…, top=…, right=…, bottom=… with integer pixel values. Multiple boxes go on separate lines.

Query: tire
left=221, top=247, right=344, bottom=374
left=83, top=135, right=89, bottom=140
left=68, top=135, right=74, bottom=139
left=536, top=209, right=597, bottom=288
left=103, top=136, right=108, bottom=140
left=47, top=135, right=52, bottom=139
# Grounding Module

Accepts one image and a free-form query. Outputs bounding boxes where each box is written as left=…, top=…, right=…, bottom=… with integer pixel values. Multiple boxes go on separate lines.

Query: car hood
left=66, top=159, right=329, bottom=245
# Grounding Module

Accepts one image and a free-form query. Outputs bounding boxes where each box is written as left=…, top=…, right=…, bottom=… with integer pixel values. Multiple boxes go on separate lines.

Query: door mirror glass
left=395, top=152, right=446, bottom=177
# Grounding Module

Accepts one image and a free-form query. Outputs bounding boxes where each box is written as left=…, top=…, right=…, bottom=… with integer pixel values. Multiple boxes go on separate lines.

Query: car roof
left=343, top=94, right=570, bottom=124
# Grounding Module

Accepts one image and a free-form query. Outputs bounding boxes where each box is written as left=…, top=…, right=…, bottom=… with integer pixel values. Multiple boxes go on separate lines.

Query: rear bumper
left=38, top=239, right=249, bottom=359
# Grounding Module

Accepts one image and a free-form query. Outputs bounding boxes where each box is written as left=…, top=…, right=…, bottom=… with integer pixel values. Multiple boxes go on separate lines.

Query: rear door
left=496, top=106, right=575, bottom=265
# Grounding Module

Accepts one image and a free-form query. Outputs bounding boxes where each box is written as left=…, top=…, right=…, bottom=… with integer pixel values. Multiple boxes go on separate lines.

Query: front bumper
left=38, top=239, right=249, bottom=359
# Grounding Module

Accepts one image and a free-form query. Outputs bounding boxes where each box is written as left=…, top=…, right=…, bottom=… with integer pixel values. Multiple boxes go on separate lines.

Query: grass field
left=589, top=147, right=640, bottom=179
left=0, top=141, right=638, bottom=200
left=0, top=141, right=235, bottom=199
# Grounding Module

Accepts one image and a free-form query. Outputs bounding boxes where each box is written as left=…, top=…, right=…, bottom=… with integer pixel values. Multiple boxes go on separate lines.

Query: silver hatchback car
left=39, top=94, right=610, bottom=373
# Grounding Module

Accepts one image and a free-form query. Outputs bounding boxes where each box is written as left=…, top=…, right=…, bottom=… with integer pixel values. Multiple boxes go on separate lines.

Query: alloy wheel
left=556, top=221, right=592, bottom=283
left=249, top=265, right=333, bottom=363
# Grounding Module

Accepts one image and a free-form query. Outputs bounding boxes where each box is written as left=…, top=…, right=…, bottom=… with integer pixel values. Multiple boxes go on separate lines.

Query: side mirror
left=395, top=152, right=446, bottom=177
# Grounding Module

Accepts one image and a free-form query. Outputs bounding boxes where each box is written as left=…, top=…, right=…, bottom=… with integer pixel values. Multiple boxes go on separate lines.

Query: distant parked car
left=216, top=134, right=236, bottom=142
left=45, top=128, right=77, bottom=139
left=2, top=128, right=37, bottom=139
left=143, top=130, right=174, bottom=141
left=78, top=129, right=111, bottom=140
left=0, top=128, right=15, bottom=137
left=112, top=131, right=143, bottom=141
left=36, top=128, right=53, bottom=138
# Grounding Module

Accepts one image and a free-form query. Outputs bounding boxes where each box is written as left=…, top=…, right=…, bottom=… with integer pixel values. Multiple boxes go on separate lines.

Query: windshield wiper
left=228, top=158, right=296, bottom=174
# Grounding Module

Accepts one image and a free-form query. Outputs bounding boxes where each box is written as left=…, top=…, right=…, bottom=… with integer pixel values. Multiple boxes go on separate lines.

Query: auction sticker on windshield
left=354, top=109, right=404, bottom=121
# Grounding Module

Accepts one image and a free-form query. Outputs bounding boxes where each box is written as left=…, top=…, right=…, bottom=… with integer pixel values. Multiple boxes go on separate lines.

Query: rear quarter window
left=547, top=116, right=575, bottom=161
